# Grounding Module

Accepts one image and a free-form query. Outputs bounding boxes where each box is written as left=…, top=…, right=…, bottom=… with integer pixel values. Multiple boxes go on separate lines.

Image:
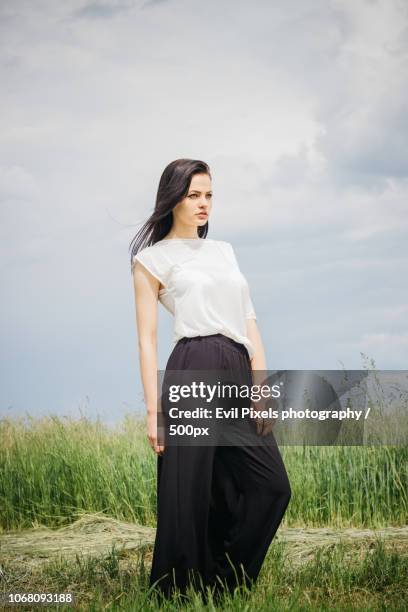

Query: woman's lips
left=197, top=213, right=207, bottom=218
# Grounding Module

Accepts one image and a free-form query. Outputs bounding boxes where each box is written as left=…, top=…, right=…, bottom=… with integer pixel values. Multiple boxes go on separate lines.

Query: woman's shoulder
left=131, top=242, right=172, bottom=280
left=214, top=239, right=234, bottom=254
left=147, top=237, right=232, bottom=249
left=135, top=238, right=233, bottom=257
left=218, top=239, right=233, bottom=249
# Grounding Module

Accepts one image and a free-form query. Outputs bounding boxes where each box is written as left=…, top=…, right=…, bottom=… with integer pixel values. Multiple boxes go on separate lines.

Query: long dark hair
left=129, top=158, right=211, bottom=273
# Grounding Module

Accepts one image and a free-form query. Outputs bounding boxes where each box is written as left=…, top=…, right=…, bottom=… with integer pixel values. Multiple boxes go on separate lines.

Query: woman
left=130, top=159, right=291, bottom=599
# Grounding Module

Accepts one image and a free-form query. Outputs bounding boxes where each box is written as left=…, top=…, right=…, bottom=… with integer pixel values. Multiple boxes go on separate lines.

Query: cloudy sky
left=1, top=0, right=407, bottom=423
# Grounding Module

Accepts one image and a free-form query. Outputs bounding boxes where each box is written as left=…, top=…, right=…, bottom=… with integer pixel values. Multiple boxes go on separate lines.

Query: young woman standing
left=130, top=159, right=291, bottom=599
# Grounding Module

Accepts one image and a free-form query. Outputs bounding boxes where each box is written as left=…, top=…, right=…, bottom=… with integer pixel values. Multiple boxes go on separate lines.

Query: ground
left=1, top=513, right=407, bottom=573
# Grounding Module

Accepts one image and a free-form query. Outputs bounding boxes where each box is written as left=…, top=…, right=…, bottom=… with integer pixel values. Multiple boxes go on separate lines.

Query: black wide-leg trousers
left=149, top=333, right=291, bottom=598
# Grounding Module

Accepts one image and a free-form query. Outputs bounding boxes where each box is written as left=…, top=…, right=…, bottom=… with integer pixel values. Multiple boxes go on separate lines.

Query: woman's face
left=173, top=173, right=212, bottom=229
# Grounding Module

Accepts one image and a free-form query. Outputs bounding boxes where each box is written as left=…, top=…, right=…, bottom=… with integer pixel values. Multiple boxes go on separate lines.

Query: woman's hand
left=147, top=410, right=165, bottom=455
left=250, top=395, right=278, bottom=437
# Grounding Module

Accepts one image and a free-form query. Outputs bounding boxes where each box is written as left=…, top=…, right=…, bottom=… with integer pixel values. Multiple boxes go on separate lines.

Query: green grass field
left=1, top=414, right=407, bottom=610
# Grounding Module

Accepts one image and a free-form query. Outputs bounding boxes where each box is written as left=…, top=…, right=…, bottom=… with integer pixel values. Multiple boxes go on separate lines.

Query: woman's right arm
left=132, top=260, right=165, bottom=455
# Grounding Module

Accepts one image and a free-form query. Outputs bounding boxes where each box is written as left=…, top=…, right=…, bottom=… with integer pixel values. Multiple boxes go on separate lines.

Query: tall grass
left=0, top=414, right=407, bottom=531
left=281, top=445, right=408, bottom=527
left=0, top=415, right=156, bottom=531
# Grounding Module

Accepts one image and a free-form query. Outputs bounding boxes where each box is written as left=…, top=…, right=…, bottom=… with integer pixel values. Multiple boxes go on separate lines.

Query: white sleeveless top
left=132, top=238, right=257, bottom=359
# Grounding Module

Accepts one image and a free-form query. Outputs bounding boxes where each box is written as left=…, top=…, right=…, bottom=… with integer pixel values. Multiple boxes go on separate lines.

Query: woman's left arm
left=246, top=318, right=275, bottom=436
left=246, top=318, right=266, bottom=370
